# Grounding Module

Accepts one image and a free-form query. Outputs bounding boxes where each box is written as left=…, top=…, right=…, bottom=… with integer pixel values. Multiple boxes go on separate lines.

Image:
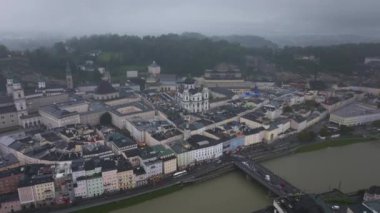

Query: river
left=112, top=172, right=271, bottom=213
left=263, top=141, right=380, bottom=193
left=113, top=141, right=380, bottom=213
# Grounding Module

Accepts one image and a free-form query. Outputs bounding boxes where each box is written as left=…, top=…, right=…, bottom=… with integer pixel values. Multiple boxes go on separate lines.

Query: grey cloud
left=0, top=0, right=380, bottom=37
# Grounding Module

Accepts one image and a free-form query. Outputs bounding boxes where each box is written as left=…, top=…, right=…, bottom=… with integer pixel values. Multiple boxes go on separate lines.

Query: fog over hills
left=2, top=32, right=380, bottom=51
left=1, top=0, right=380, bottom=49
left=268, top=34, right=380, bottom=47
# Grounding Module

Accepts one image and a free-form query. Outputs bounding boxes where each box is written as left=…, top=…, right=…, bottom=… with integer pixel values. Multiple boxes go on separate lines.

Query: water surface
left=263, top=141, right=380, bottom=193
left=112, top=141, right=380, bottom=212
left=112, top=172, right=271, bottom=213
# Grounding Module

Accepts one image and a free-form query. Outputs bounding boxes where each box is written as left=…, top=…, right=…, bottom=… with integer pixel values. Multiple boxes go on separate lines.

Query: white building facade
left=329, top=102, right=380, bottom=126
left=177, top=79, right=209, bottom=113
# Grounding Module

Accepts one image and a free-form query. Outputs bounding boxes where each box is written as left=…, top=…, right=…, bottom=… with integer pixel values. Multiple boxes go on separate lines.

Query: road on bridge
left=232, top=155, right=302, bottom=197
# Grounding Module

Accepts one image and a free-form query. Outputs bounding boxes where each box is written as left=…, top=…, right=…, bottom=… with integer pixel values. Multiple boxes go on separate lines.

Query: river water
left=263, top=141, right=380, bottom=193
left=113, top=141, right=380, bottom=213
left=112, top=172, right=271, bottom=213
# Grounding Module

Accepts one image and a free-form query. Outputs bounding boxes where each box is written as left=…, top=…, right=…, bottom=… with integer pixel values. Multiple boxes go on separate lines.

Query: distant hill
left=6, top=33, right=252, bottom=81
left=3, top=32, right=380, bottom=83
left=181, top=32, right=208, bottom=40
left=0, top=32, right=66, bottom=50
left=267, top=34, right=380, bottom=47
left=181, top=32, right=277, bottom=49
left=212, top=35, right=278, bottom=49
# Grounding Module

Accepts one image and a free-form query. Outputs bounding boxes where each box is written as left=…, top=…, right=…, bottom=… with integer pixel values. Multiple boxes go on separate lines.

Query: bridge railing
left=232, top=157, right=303, bottom=197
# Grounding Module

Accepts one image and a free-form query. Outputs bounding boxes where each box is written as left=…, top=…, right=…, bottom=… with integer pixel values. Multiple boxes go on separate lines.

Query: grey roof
left=124, top=149, right=140, bottom=158
left=41, top=132, right=62, bottom=142
left=189, top=88, right=203, bottom=95
left=40, top=105, right=78, bottom=119
left=209, top=87, right=235, bottom=98
left=108, top=132, right=137, bottom=148
left=348, top=204, right=371, bottom=213
left=84, top=159, right=99, bottom=171
left=243, top=127, right=265, bottom=135
left=138, top=147, right=158, bottom=160
left=101, top=160, right=117, bottom=172
left=333, top=102, right=380, bottom=118
left=71, top=160, right=85, bottom=172
left=183, top=78, right=195, bottom=84
left=117, top=159, right=133, bottom=172
left=170, top=135, right=221, bottom=154
left=0, top=153, right=19, bottom=168
left=363, top=200, right=380, bottom=212
left=0, top=192, right=20, bottom=203
left=0, top=96, right=13, bottom=104
left=169, top=141, right=188, bottom=154
left=0, top=136, right=16, bottom=147
left=19, top=176, right=54, bottom=187
left=292, top=115, right=307, bottom=123
left=110, top=101, right=154, bottom=116
left=0, top=105, right=17, bottom=114
left=159, top=74, right=177, bottom=83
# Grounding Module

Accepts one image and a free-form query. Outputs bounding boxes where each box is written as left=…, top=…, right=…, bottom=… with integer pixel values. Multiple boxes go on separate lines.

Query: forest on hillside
left=1, top=34, right=380, bottom=83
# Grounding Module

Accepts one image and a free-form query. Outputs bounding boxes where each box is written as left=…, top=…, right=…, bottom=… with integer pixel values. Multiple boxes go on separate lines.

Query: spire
left=66, top=62, right=74, bottom=89
left=184, top=123, right=191, bottom=141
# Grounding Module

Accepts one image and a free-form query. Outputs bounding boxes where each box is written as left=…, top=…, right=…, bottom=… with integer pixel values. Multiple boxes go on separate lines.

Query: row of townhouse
left=168, top=135, right=223, bottom=169
left=17, top=176, right=55, bottom=208
left=72, top=154, right=177, bottom=199
left=0, top=164, right=57, bottom=212
left=240, top=112, right=291, bottom=143
left=72, top=158, right=135, bottom=198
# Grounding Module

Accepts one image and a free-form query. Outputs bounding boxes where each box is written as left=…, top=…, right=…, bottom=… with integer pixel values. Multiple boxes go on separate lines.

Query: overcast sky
left=1, top=0, right=380, bottom=37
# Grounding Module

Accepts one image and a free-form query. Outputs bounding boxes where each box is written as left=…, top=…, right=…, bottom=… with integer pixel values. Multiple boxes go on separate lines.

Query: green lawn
left=76, top=185, right=183, bottom=213
left=295, top=137, right=378, bottom=153
left=98, top=52, right=118, bottom=63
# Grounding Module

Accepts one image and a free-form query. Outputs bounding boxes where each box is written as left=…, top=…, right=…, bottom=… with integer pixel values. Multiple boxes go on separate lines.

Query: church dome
left=95, top=80, right=117, bottom=94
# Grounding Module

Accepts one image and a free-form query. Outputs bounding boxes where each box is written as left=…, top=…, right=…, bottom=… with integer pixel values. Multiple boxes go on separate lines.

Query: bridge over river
left=233, top=155, right=302, bottom=197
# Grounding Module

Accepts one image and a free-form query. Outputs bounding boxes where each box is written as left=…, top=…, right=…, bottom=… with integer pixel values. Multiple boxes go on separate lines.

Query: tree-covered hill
left=2, top=33, right=380, bottom=84
left=25, top=34, right=251, bottom=79
left=273, top=43, right=380, bottom=74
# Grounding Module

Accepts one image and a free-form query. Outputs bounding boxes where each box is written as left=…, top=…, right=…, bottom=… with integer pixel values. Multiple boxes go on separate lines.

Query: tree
left=304, top=100, right=318, bottom=110
left=25, top=33, right=250, bottom=80
left=0, top=45, right=9, bottom=58
left=319, top=127, right=330, bottom=137
left=283, top=106, right=293, bottom=113
left=297, top=130, right=316, bottom=142
left=100, top=112, right=112, bottom=126
left=0, top=74, right=5, bottom=92
left=339, top=126, right=354, bottom=135
left=372, top=120, right=380, bottom=128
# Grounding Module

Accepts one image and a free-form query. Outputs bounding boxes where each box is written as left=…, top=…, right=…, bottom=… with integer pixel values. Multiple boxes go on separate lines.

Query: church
left=176, top=78, right=209, bottom=113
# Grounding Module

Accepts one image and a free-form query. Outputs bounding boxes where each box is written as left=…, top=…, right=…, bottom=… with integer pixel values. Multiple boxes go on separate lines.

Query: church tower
left=12, top=82, right=28, bottom=118
left=6, top=78, right=14, bottom=96
left=66, top=62, right=74, bottom=89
